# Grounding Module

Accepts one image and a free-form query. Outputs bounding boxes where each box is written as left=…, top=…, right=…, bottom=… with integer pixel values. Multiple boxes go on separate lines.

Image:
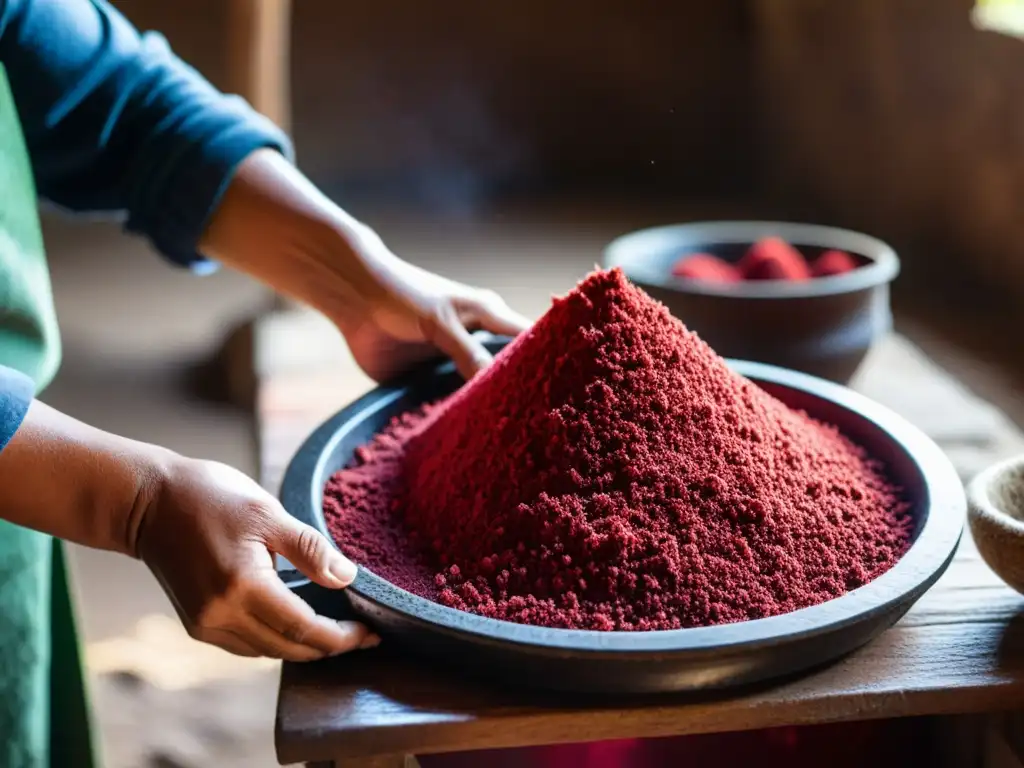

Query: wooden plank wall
left=752, top=0, right=1024, bottom=305
left=109, top=0, right=1024, bottom=322
left=111, top=0, right=753, bottom=203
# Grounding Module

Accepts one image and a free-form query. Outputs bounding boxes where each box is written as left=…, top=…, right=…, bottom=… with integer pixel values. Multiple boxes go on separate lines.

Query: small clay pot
left=967, top=455, right=1024, bottom=595
left=604, top=221, right=900, bottom=384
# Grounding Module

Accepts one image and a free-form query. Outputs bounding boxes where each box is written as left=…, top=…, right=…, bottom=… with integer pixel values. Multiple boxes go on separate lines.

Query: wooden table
left=259, top=320, right=1024, bottom=766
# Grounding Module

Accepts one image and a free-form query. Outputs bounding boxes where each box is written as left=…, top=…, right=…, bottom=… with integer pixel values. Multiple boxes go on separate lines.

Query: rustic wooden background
left=110, top=0, right=1024, bottom=332
left=111, top=0, right=750, bottom=202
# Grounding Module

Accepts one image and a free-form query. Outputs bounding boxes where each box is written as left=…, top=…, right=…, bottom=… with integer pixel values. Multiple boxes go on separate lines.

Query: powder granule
left=323, top=269, right=912, bottom=631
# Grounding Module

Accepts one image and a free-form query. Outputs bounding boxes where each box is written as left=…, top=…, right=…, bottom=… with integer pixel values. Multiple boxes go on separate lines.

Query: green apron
left=0, top=64, right=98, bottom=767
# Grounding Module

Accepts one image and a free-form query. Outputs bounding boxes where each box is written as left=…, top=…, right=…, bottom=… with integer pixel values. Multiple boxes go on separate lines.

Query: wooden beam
left=207, top=0, right=295, bottom=409
left=225, top=0, right=293, bottom=132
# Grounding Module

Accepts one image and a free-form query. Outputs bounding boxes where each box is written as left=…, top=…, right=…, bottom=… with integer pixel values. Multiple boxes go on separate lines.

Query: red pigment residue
left=738, top=237, right=812, bottom=282
left=811, top=249, right=859, bottom=278
left=323, top=269, right=912, bottom=631
left=671, top=238, right=859, bottom=283
left=671, top=253, right=742, bottom=283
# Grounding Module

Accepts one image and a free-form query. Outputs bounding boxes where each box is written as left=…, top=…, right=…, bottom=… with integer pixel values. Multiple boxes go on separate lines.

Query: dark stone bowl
left=278, top=338, right=963, bottom=695
left=603, top=221, right=900, bottom=384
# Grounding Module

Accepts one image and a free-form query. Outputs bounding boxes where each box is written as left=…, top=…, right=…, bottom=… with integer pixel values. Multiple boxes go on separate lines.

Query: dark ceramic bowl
left=603, top=221, right=900, bottom=383
left=278, top=338, right=963, bottom=695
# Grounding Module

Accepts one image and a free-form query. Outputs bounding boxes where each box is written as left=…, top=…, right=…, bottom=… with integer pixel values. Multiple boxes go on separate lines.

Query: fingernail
left=326, top=555, right=358, bottom=588
left=359, top=633, right=382, bottom=650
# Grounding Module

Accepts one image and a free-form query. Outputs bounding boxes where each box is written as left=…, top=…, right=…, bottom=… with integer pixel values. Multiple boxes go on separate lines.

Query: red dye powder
left=812, top=249, right=858, bottom=277
left=671, top=253, right=741, bottom=283
left=323, top=269, right=911, bottom=630
left=739, top=237, right=812, bottom=281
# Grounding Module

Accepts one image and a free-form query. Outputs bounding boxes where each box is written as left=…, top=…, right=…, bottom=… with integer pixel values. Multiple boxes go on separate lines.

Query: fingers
left=195, top=568, right=378, bottom=661
left=192, top=626, right=264, bottom=658
left=240, top=512, right=378, bottom=660
left=458, top=292, right=532, bottom=338
left=241, top=614, right=371, bottom=661
left=420, top=302, right=494, bottom=380
left=244, top=576, right=378, bottom=659
left=424, top=292, right=531, bottom=379
left=197, top=613, right=371, bottom=662
left=254, top=509, right=375, bottom=659
left=268, top=514, right=358, bottom=590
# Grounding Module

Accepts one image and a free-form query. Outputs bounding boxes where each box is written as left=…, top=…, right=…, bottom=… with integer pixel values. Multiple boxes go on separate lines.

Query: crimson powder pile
left=323, top=269, right=912, bottom=631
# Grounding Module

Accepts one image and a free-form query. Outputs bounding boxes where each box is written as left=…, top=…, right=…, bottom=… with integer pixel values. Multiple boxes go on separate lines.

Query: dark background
left=109, top=0, right=1024, bottom=336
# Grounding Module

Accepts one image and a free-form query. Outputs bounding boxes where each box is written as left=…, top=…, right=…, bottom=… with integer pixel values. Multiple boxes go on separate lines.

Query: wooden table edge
left=265, top=329, right=1024, bottom=764
left=275, top=678, right=1024, bottom=763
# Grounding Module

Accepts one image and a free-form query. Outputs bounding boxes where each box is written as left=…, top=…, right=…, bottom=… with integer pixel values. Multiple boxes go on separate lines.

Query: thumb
left=268, top=513, right=358, bottom=590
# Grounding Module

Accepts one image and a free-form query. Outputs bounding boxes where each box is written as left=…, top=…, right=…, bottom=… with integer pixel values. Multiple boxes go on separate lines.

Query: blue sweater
left=0, top=0, right=292, bottom=452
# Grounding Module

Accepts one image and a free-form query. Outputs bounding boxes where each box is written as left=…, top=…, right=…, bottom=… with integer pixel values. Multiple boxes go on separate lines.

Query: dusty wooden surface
left=259, top=326, right=1024, bottom=764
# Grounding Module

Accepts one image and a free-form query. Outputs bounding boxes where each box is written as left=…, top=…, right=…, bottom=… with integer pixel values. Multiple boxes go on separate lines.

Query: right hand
left=201, top=150, right=531, bottom=383
left=136, top=456, right=378, bottom=661
left=329, top=225, right=531, bottom=382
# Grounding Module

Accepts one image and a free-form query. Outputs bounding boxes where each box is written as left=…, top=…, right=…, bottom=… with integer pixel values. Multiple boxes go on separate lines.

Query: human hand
left=201, top=150, right=531, bottom=383
left=137, top=456, right=376, bottom=661
left=331, top=223, right=531, bottom=382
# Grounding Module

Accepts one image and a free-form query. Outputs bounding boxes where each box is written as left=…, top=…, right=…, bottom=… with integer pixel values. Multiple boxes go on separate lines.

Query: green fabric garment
left=0, top=64, right=97, bottom=768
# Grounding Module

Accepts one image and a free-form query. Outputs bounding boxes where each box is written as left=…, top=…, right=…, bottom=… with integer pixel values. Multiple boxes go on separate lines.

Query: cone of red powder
left=323, top=268, right=912, bottom=633
left=671, top=253, right=741, bottom=283
left=811, top=249, right=858, bottom=277
left=739, top=237, right=811, bottom=281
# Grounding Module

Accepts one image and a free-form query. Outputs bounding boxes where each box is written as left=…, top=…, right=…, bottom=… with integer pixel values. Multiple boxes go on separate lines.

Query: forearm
left=0, top=400, right=173, bottom=556
left=200, top=149, right=529, bottom=382
left=198, top=149, right=392, bottom=327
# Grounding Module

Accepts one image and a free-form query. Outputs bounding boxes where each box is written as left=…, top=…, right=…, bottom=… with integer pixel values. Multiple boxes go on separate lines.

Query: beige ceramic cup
left=967, top=455, right=1024, bottom=594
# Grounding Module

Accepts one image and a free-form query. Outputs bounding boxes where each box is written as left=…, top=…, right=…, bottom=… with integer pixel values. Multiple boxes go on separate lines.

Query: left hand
left=138, top=455, right=375, bottom=661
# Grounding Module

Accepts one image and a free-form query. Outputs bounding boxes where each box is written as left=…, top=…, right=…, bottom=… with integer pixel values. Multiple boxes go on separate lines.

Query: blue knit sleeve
left=0, top=365, right=33, bottom=455
left=0, top=0, right=294, bottom=272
